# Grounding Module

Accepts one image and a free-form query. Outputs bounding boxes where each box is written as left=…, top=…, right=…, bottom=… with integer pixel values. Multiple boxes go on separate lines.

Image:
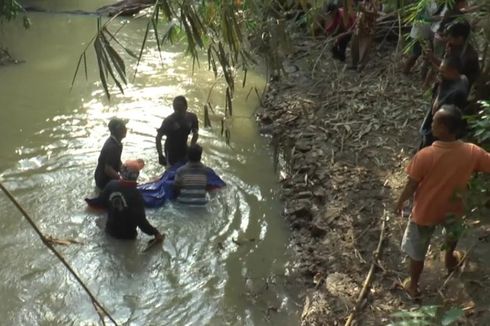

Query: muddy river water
left=0, top=1, right=300, bottom=324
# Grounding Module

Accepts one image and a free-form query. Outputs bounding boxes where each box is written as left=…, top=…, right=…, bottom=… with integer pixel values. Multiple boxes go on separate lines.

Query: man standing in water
left=94, top=118, right=127, bottom=189
left=88, top=160, right=164, bottom=241
left=156, top=96, right=199, bottom=167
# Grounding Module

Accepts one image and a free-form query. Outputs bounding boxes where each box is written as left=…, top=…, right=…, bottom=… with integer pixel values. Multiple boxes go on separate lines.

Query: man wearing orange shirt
left=395, top=104, right=490, bottom=299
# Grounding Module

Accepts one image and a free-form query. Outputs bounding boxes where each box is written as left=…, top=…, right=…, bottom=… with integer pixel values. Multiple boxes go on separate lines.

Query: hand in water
left=154, top=232, right=165, bottom=243
left=143, top=233, right=165, bottom=252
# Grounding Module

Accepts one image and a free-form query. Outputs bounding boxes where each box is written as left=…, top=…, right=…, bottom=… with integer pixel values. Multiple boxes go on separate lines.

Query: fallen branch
left=344, top=210, right=389, bottom=326
left=0, top=182, right=118, bottom=326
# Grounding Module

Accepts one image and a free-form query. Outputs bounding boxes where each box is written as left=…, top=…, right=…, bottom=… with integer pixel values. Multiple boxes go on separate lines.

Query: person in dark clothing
left=420, top=55, right=469, bottom=149
left=88, top=160, right=164, bottom=241
left=423, top=0, right=468, bottom=89
left=322, top=3, right=356, bottom=62
left=437, top=0, right=467, bottom=36
left=445, top=21, right=480, bottom=88
left=156, top=96, right=199, bottom=167
left=94, top=118, right=127, bottom=189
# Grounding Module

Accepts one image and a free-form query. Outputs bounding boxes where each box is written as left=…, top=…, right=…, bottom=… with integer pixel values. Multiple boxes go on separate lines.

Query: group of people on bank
left=319, top=0, right=490, bottom=300
left=391, top=1, right=489, bottom=299
left=87, top=96, right=215, bottom=244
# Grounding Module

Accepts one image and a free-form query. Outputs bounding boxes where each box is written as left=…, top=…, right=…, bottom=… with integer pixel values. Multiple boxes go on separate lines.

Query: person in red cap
left=87, top=159, right=164, bottom=241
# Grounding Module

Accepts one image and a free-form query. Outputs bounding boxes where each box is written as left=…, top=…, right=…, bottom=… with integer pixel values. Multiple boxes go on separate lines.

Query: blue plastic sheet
left=137, top=163, right=226, bottom=207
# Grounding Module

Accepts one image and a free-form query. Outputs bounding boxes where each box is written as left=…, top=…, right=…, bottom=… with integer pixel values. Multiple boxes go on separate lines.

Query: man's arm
left=155, top=130, right=167, bottom=166
left=425, top=48, right=442, bottom=70
left=190, top=114, right=199, bottom=145
left=104, top=164, right=121, bottom=180
left=394, top=177, right=419, bottom=215
left=135, top=203, right=162, bottom=239
left=474, top=146, right=490, bottom=173
left=191, top=130, right=198, bottom=145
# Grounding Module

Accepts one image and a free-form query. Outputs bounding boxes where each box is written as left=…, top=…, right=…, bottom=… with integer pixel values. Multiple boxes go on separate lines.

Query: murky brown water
left=0, top=3, right=300, bottom=325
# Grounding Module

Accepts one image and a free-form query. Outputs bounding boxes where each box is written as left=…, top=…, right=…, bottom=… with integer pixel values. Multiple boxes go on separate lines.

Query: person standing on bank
left=94, top=118, right=127, bottom=189
left=156, top=96, right=199, bottom=167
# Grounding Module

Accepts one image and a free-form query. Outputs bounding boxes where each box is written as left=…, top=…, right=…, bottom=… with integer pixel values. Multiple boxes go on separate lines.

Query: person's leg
left=350, top=33, right=360, bottom=68
left=357, top=33, right=374, bottom=70
left=403, top=41, right=422, bottom=75
left=337, top=34, right=352, bottom=62
left=408, top=258, right=424, bottom=296
left=443, top=220, right=463, bottom=273
left=401, top=221, right=435, bottom=297
left=331, top=42, right=342, bottom=60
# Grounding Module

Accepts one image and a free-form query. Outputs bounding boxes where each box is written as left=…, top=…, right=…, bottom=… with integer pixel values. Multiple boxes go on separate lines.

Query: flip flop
left=401, top=277, right=422, bottom=301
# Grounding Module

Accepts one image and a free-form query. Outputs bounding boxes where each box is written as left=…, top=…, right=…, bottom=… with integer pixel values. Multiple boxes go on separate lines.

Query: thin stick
left=0, top=182, right=118, bottom=326
left=344, top=210, right=388, bottom=326
left=438, top=243, right=476, bottom=296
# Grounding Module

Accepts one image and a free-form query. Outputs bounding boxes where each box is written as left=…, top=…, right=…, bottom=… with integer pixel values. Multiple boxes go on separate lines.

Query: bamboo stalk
left=0, top=182, right=118, bottom=326
left=344, top=210, right=388, bottom=326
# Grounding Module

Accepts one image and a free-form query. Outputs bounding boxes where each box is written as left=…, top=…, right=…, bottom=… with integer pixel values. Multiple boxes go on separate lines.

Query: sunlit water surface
left=0, top=2, right=300, bottom=325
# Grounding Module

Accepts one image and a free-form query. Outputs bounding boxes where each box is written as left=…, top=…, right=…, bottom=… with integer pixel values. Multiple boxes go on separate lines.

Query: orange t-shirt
left=407, top=141, right=490, bottom=226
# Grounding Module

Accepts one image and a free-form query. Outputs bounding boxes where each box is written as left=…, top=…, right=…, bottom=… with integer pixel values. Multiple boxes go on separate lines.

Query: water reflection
left=0, top=9, right=300, bottom=326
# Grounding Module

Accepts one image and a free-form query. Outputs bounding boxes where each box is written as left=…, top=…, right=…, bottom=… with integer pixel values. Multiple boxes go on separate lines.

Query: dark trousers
left=332, top=34, right=352, bottom=61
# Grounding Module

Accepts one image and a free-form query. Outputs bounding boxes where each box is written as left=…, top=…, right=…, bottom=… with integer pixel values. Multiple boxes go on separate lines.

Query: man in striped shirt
left=174, top=144, right=213, bottom=205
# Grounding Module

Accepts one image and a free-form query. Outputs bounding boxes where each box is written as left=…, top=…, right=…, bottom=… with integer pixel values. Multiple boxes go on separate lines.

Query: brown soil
left=258, top=38, right=490, bottom=325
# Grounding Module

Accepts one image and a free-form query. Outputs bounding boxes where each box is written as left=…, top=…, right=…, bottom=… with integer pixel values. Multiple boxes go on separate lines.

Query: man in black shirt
left=445, top=21, right=480, bottom=88
left=88, top=160, right=164, bottom=241
left=420, top=55, right=469, bottom=148
left=156, top=96, right=199, bottom=166
left=94, top=118, right=127, bottom=189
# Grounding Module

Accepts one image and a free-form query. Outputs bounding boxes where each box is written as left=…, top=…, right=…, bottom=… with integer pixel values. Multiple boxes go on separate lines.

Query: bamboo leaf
left=71, top=53, right=85, bottom=88
left=101, top=30, right=127, bottom=83
left=134, top=20, right=151, bottom=79
left=242, top=68, right=247, bottom=88
left=226, top=87, right=233, bottom=116
left=83, top=52, right=88, bottom=80
left=97, top=36, right=125, bottom=94
left=94, top=38, right=110, bottom=99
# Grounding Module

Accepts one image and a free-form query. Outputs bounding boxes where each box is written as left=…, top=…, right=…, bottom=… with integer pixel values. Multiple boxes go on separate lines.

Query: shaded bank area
left=259, top=38, right=490, bottom=325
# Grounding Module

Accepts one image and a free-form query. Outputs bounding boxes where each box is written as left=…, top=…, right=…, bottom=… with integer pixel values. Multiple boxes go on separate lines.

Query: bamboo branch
left=344, top=210, right=388, bottom=326
left=0, top=182, right=118, bottom=326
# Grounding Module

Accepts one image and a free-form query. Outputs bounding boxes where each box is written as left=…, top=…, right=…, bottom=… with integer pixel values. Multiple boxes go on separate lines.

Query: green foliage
left=388, top=305, right=464, bottom=326
left=467, top=101, right=490, bottom=146
left=0, top=0, right=30, bottom=28
left=0, top=0, right=22, bottom=21
left=463, top=100, right=490, bottom=221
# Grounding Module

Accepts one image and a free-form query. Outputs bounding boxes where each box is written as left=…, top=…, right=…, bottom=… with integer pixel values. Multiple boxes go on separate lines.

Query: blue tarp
left=137, top=163, right=226, bottom=208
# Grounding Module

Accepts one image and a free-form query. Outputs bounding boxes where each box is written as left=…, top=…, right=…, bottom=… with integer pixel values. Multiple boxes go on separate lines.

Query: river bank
left=258, top=38, right=490, bottom=325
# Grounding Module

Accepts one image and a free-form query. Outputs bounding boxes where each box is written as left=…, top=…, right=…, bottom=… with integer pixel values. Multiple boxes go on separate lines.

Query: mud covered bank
left=257, top=39, right=490, bottom=325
